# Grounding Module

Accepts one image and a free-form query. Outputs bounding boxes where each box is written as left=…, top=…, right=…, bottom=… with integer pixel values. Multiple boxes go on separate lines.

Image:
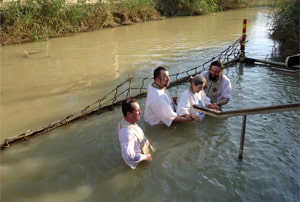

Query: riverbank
left=0, top=0, right=275, bottom=46
left=0, top=0, right=161, bottom=46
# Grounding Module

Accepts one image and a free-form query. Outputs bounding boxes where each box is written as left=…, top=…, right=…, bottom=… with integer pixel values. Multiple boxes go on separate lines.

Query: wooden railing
left=193, top=103, right=300, bottom=159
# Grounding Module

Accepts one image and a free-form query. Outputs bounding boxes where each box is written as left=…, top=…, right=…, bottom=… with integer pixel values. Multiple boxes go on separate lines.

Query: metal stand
left=238, top=115, right=247, bottom=159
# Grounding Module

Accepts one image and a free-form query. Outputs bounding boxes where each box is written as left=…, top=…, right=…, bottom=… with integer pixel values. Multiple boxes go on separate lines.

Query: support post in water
left=238, top=115, right=247, bottom=159
left=240, top=19, right=247, bottom=61
left=127, top=74, right=132, bottom=98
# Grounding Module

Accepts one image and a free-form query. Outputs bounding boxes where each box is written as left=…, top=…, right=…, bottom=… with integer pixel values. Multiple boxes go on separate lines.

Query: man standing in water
left=200, top=61, right=232, bottom=109
left=118, top=99, right=154, bottom=169
left=144, top=66, right=193, bottom=126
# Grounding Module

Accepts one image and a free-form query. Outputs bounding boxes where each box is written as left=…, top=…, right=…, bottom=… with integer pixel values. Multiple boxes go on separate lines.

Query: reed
left=155, top=0, right=220, bottom=16
left=0, top=0, right=160, bottom=45
left=154, top=0, right=257, bottom=16
left=0, top=0, right=283, bottom=46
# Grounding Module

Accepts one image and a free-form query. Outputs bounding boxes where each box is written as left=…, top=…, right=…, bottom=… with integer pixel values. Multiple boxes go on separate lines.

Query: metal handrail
left=193, top=103, right=300, bottom=159
left=193, top=103, right=300, bottom=118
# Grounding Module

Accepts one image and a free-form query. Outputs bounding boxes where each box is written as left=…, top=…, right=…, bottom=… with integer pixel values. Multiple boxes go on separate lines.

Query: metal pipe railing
left=193, top=103, right=300, bottom=159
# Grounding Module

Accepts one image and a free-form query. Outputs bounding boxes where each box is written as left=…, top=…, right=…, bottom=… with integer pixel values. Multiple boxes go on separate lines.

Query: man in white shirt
left=144, top=66, right=193, bottom=127
left=200, top=61, right=232, bottom=108
left=118, top=99, right=154, bottom=169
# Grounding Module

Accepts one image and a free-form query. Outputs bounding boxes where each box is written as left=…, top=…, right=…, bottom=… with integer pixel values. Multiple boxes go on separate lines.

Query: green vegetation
left=155, top=0, right=220, bottom=16
left=0, top=0, right=278, bottom=46
left=0, top=0, right=160, bottom=45
left=154, top=0, right=257, bottom=16
left=154, top=0, right=283, bottom=16
left=269, top=0, right=299, bottom=57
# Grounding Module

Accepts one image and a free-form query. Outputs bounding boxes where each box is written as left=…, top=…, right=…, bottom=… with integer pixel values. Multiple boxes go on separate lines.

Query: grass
left=0, top=0, right=289, bottom=47
left=0, top=0, right=160, bottom=45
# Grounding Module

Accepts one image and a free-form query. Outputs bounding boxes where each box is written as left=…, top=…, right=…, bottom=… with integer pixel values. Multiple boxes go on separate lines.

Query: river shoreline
left=0, top=0, right=276, bottom=46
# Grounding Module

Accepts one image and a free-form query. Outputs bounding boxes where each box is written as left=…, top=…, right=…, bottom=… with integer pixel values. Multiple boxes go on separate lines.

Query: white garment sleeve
left=154, top=94, right=177, bottom=126
left=177, top=90, right=192, bottom=116
left=221, top=78, right=232, bottom=99
left=144, top=85, right=177, bottom=127
left=201, top=90, right=211, bottom=106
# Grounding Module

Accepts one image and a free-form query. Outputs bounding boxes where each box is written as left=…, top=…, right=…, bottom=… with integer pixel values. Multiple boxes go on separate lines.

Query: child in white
left=177, top=74, right=216, bottom=121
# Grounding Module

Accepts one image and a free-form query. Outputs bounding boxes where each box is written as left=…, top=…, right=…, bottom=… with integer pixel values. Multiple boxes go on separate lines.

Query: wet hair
left=189, top=74, right=206, bottom=85
left=122, top=99, right=137, bottom=117
left=209, top=60, right=224, bottom=70
left=153, top=66, right=168, bottom=80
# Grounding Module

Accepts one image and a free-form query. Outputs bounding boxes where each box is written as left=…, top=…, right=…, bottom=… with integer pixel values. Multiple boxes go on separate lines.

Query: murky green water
left=1, top=8, right=299, bottom=202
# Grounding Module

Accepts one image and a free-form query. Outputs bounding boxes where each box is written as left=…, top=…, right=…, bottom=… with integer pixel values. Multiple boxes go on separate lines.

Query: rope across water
left=0, top=37, right=242, bottom=150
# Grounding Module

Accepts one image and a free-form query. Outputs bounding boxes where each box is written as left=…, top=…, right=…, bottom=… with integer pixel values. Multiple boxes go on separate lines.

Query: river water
left=1, top=8, right=299, bottom=202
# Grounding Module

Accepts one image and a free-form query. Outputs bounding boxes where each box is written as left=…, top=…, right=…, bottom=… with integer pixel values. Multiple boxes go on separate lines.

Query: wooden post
left=238, top=115, right=247, bottom=159
left=127, top=74, right=132, bottom=98
left=240, top=19, right=247, bottom=61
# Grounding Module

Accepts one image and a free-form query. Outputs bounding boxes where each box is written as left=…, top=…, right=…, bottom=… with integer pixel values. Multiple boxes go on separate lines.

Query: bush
left=269, top=0, right=300, bottom=57
left=154, top=0, right=221, bottom=16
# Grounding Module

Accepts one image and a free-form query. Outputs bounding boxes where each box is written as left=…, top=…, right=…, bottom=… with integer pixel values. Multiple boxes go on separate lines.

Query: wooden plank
left=248, top=56, right=300, bottom=68
left=253, top=58, right=286, bottom=67
left=193, top=103, right=300, bottom=118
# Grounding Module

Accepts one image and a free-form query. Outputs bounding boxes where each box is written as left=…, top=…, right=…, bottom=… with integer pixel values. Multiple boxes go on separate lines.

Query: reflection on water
left=1, top=8, right=299, bottom=202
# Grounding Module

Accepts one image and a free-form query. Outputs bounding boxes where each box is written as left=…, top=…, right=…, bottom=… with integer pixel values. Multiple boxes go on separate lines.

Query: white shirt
left=118, top=119, right=149, bottom=169
left=177, top=88, right=211, bottom=118
left=144, top=84, right=177, bottom=127
left=200, top=70, right=231, bottom=103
